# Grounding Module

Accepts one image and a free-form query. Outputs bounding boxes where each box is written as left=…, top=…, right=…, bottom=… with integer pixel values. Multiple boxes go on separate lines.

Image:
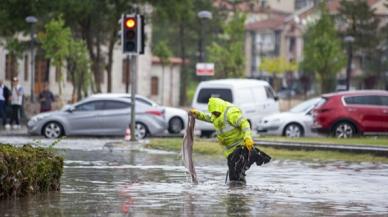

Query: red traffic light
left=125, top=18, right=136, bottom=29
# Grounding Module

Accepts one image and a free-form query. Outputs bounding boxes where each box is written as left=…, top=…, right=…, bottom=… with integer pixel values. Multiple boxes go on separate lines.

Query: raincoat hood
left=208, top=97, right=229, bottom=113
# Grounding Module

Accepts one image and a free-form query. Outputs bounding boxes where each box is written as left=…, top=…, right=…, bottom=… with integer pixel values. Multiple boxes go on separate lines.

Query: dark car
left=312, top=90, right=388, bottom=138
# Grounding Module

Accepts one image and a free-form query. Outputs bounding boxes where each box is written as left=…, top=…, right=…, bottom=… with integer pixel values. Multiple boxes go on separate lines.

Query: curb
left=254, top=140, right=388, bottom=157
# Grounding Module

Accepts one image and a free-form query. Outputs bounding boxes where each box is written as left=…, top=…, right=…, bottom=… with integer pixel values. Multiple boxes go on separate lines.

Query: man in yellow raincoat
left=189, top=97, right=271, bottom=183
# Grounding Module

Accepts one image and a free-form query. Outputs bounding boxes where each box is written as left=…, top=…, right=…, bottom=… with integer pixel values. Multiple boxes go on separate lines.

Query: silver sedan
left=27, top=96, right=166, bottom=139
left=91, top=93, right=188, bottom=134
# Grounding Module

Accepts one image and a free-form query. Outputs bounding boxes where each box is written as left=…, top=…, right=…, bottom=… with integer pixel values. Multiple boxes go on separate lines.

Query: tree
left=338, top=0, right=381, bottom=87
left=151, top=0, right=225, bottom=105
left=38, top=17, right=71, bottom=95
left=302, top=5, right=346, bottom=93
left=207, top=12, right=246, bottom=78
left=259, top=57, right=298, bottom=91
left=153, top=40, right=172, bottom=105
left=67, top=39, right=91, bottom=101
left=259, top=57, right=298, bottom=75
left=152, top=0, right=196, bottom=106
left=59, top=0, right=144, bottom=93
left=338, top=0, right=380, bottom=53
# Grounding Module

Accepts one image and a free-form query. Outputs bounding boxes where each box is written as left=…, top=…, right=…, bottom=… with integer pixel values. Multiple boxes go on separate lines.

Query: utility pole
left=121, top=14, right=145, bottom=141
left=130, top=55, right=137, bottom=141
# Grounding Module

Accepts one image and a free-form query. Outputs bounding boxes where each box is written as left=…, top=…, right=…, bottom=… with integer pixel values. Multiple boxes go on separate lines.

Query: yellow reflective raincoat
left=195, top=97, right=252, bottom=157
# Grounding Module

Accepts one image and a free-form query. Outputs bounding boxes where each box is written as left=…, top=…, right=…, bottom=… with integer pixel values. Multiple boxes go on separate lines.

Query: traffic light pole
left=130, top=54, right=137, bottom=141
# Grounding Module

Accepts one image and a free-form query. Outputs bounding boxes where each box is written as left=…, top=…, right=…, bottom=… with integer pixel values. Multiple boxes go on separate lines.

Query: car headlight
left=267, top=118, right=281, bottom=124
left=29, top=114, right=51, bottom=124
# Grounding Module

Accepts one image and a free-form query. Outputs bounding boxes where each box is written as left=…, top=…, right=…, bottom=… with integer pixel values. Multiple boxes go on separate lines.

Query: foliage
left=0, top=144, right=64, bottom=199
left=147, top=138, right=388, bottom=163
left=256, top=135, right=388, bottom=147
left=207, top=12, right=246, bottom=78
left=338, top=0, right=381, bottom=81
left=67, top=39, right=92, bottom=100
left=152, top=0, right=225, bottom=105
left=338, top=0, right=380, bottom=53
left=259, top=57, right=298, bottom=75
left=153, top=40, right=172, bottom=66
left=147, top=138, right=224, bottom=156
left=38, top=16, right=71, bottom=95
left=302, top=4, right=346, bottom=93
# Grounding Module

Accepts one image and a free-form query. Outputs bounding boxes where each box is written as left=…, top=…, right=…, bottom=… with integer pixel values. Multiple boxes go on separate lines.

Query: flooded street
left=1, top=137, right=388, bottom=216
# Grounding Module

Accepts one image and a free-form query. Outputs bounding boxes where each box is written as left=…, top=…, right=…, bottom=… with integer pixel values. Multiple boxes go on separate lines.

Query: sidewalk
left=0, top=127, right=28, bottom=137
left=254, top=139, right=388, bottom=157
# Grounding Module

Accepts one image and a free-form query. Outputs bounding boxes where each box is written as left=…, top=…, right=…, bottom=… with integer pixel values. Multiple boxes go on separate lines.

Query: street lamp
left=257, top=39, right=264, bottom=79
left=344, top=35, right=355, bottom=91
left=197, top=10, right=212, bottom=62
left=26, top=16, right=38, bottom=102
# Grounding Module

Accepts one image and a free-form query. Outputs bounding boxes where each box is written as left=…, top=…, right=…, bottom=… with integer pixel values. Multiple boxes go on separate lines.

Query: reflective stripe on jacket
left=196, top=97, right=252, bottom=157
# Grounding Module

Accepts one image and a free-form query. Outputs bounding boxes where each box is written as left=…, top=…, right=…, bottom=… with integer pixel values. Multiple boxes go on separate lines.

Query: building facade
left=0, top=23, right=184, bottom=112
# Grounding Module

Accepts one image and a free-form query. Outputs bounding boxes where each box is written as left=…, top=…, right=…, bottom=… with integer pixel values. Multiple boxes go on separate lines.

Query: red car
left=312, top=90, right=388, bottom=138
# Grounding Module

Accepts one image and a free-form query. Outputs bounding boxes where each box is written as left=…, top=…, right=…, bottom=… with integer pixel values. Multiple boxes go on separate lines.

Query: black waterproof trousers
left=227, top=146, right=271, bottom=182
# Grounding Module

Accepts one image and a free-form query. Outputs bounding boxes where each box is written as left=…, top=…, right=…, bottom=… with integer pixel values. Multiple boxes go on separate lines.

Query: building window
left=151, top=76, right=159, bottom=95
left=122, top=58, right=131, bottom=84
left=289, top=37, right=295, bottom=53
left=5, top=54, right=16, bottom=80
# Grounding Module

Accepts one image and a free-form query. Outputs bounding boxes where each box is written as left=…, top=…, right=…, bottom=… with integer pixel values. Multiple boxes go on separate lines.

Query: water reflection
left=224, top=191, right=252, bottom=217
left=0, top=142, right=388, bottom=216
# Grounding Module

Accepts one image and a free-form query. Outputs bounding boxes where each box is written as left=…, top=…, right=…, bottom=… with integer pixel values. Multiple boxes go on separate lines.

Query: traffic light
left=121, top=14, right=145, bottom=54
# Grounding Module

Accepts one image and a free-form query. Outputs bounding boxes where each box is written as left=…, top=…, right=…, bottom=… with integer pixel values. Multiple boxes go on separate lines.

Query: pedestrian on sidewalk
left=9, top=77, right=24, bottom=129
left=0, top=79, right=11, bottom=129
left=39, top=82, right=55, bottom=113
left=189, top=97, right=271, bottom=183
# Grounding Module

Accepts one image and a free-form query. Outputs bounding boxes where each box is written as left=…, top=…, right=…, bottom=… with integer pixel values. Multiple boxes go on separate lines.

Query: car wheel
left=43, top=122, right=64, bottom=139
left=333, top=121, right=356, bottom=138
left=283, top=123, right=304, bottom=138
left=168, top=117, right=184, bottom=134
left=135, top=122, right=148, bottom=140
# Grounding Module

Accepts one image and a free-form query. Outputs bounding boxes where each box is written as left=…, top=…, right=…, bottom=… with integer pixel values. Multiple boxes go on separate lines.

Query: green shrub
left=0, top=144, right=64, bottom=199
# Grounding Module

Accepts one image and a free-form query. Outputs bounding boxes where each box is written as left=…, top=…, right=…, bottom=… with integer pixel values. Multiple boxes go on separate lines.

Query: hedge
left=0, top=144, right=64, bottom=199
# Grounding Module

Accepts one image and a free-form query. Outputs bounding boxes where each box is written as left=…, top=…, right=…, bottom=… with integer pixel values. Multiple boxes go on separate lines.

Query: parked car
left=91, top=93, right=188, bottom=134
left=192, top=79, right=279, bottom=137
left=257, top=97, right=321, bottom=137
left=27, top=96, right=166, bottom=139
left=312, top=90, right=388, bottom=138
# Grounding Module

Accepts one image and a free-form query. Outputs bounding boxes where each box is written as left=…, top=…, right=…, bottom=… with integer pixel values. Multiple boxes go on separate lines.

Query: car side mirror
left=64, top=105, right=74, bottom=113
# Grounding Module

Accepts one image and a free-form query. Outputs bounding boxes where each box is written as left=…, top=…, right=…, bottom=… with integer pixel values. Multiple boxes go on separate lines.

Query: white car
left=92, top=93, right=187, bottom=134
left=192, top=79, right=279, bottom=137
left=257, top=97, right=321, bottom=137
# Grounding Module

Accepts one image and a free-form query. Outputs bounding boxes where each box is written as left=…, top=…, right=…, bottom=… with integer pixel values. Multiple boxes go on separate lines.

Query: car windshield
left=289, top=98, right=320, bottom=113
left=197, top=88, right=233, bottom=103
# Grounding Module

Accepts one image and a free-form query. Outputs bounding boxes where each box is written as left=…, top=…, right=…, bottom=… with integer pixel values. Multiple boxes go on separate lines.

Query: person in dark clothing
left=227, top=146, right=271, bottom=182
left=190, top=97, right=271, bottom=183
left=0, top=79, right=11, bottom=127
left=39, top=83, right=55, bottom=113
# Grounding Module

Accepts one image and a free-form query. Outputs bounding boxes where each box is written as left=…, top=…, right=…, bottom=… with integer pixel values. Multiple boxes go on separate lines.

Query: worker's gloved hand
left=189, top=109, right=200, bottom=118
left=244, top=137, right=254, bottom=151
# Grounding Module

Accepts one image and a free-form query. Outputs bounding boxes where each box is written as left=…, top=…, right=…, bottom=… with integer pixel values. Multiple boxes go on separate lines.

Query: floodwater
left=1, top=138, right=388, bottom=216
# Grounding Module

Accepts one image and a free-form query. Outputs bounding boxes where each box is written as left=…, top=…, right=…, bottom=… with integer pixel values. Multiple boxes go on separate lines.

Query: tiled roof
left=212, top=0, right=291, bottom=15
left=245, top=16, right=285, bottom=31
left=152, top=57, right=188, bottom=65
left=327, top=0, right=380, bottom=13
